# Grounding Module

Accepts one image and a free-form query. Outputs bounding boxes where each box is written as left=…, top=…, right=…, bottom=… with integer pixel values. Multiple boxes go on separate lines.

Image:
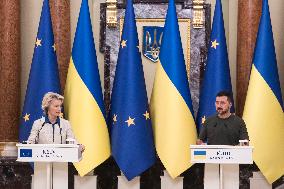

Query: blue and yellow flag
left=150, top=0, right=197, bottom=178
left=109, top=0, right=156, bottom=180
left=196, top=0, right=234, bottom=131
left=19, top=0, right=61, bottom=142
left=64, top=0, right=110, bottom=176
left=243, top=0, right=284, bottom=184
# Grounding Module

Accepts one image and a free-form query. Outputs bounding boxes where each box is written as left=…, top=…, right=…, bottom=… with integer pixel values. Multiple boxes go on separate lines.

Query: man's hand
left=196, top=139, right=204, bottom=145
left=239, top=139, right=249, bottom=146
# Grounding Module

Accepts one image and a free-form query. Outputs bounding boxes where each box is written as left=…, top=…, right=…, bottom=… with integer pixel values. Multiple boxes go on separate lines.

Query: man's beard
left=217, top=108, right=229, bottom=115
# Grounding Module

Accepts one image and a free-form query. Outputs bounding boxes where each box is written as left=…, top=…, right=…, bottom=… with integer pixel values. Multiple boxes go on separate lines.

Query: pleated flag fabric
left=109, top=0, right=156, bottom=180
left=19, top=0, right=61, bottom=143
left=150, top=0, right=198, bottom=178
left=243, top=0, right=284, bottom=183
left=196, top=0, right=234, bottom=131
left=64, top=0, right=110, bottom=176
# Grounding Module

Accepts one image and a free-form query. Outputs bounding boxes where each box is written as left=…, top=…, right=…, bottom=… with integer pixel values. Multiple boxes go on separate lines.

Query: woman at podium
left=27, top=92, right=76, bottom=144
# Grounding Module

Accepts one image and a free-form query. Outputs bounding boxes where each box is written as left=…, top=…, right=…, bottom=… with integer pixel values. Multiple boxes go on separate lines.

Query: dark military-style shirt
left=199, top=114, right=249, bottom=145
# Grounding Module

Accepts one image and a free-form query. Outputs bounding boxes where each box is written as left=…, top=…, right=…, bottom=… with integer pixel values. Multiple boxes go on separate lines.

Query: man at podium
left=197, top=91, right=249, bottom=145
left=195, top=91, right=251, bottom=189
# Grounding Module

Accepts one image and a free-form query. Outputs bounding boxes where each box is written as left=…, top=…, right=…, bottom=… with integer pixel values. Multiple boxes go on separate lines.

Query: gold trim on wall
left=192, top=0, right=205, bottom=28
left=106, top=0, right=118, bottom=27
left=119, top=18, right=191, bottom=80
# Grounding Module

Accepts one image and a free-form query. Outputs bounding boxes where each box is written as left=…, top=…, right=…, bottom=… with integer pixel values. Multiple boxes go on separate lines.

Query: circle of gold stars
left=121, top=40, right=127, bottom=48
left=113, top=114, right=118, bottom=123
left=52, top=44, right=56, bottom=51
left=35, top=38, right=42, bottom=48
left=211, top=39, right=219, bottom=49
left=113, top=110, right=151, bottom=127
left=125, top=116, right=135, bottom=127
left=23, top=113, right=30, bottom=122
left=143, top=111, right=150, bottom=120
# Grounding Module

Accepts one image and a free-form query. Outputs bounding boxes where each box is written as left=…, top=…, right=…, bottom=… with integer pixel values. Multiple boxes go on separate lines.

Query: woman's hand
left=80, top=144, right=85, bottom=153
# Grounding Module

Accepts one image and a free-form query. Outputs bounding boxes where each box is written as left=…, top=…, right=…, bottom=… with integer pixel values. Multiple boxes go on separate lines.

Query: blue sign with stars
left=20, top=149, right=32, bottom=157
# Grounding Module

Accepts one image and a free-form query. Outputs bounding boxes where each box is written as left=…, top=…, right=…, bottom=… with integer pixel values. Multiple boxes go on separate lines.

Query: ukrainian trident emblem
left=142, top=26, right=164, bottom=62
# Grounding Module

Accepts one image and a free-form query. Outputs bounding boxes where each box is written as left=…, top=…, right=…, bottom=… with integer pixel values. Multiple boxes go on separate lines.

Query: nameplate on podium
left=16, top=143, right=82, bottom=162
left=190, top=145, right=253, bottom=164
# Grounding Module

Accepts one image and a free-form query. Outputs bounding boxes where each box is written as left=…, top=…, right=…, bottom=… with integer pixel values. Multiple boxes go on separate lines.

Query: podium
left=16, top=143, right=82, bottom=189
left=190, top=145, right=253, bottom=189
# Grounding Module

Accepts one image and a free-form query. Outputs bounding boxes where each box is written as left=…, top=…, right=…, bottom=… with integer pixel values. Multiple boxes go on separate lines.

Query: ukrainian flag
left=243, top=0, right=284, bottom=183
left=193, top=151, right=206, bottom=160
left=150, top=0, right=197, bottom=178
left=64, top=0, right=110, bottom=176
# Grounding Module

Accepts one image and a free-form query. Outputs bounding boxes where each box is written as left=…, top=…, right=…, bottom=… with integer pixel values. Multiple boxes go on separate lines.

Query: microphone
left=59, top=126, right=63, bottom=144
left=38, top=121, right=46, bottom=132
left=36, top=121, right=46, bottom=143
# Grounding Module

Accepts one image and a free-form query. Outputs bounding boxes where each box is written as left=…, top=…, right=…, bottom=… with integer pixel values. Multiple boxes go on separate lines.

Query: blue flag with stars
left=196, top=0, right=234, bottom=131
left=109, top=0, right=156, bottom=180
left=19, top=0, right=61, bottom=142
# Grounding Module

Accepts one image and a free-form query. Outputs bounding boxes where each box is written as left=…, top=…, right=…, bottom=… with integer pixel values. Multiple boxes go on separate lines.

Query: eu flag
left=19, top=0, right=61, bottom=142
left=243, top=0, right=284, bottom=183
left=109, top=0, right=156, bottom=180
left=196, top=0, right=234, bottom=131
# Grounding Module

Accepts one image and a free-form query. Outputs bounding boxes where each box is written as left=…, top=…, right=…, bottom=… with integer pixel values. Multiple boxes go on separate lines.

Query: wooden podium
left=17, top=143, right=82, bottom=189
left=190, top=145, right=253, bottom=189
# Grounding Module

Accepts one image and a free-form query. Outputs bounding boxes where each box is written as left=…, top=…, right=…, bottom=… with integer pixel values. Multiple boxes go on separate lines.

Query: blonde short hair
left=42, top=92, right=64, bottom=114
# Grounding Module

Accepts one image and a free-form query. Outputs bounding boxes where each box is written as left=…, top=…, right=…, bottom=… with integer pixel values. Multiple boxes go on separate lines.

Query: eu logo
left=20, top=149, right=32, bottom=157
left=142, top=26, right=164, bottom=62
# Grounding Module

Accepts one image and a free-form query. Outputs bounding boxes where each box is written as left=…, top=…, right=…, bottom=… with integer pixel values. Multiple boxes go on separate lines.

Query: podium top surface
left=190, top=145, right=253, bottom=149
left=16, top=143, right=79, bottom=148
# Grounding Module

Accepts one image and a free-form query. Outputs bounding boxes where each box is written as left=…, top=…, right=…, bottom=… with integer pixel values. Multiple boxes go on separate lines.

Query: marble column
left=0, top=1, right=20, bottom=145
left=236, top=0, right=262, bottom=116
left=50, top=0, right=71, bottom=91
